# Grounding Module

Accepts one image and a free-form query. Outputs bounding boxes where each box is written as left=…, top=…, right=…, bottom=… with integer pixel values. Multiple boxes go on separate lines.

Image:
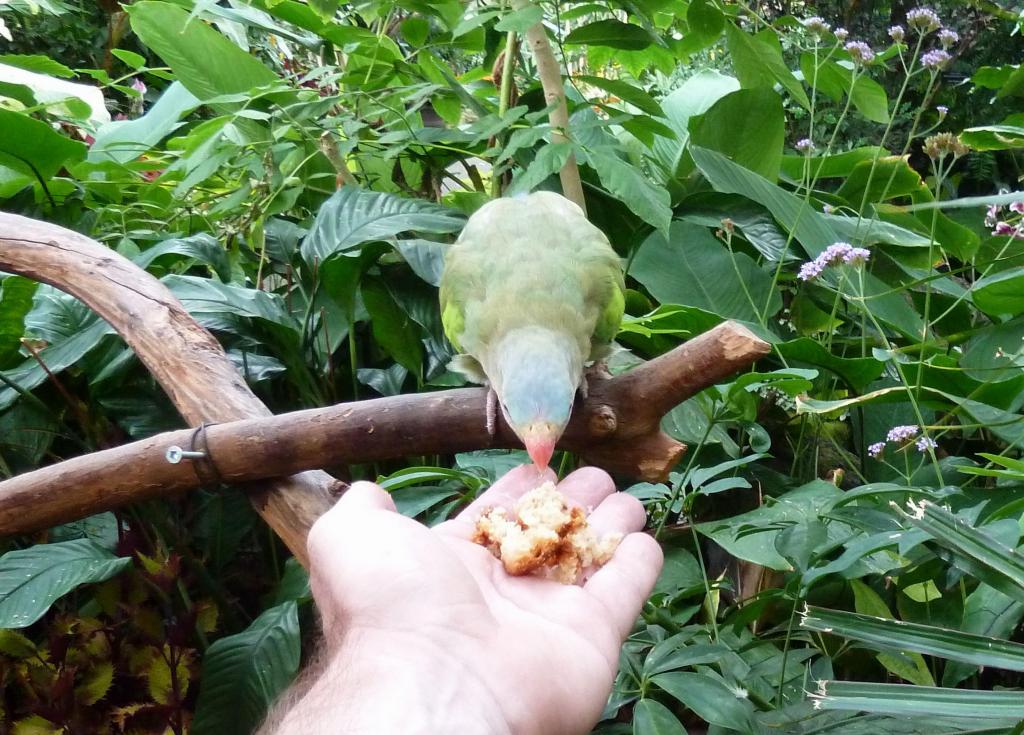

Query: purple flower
left=798, top=242, right=871, bottom=281
left=844, top=247, right=871, bottom=265
left=795, top=138, right=816, bottom=154
left=886, top=425, right=920, bottom=443
left=916, top=436, right=937, bottom=453
left=1011, top=201, right=1024, bottom=214
left=803, top=16, right=831, bottom=37
left=131, top=78, right=147, bottom=95
left=938, top=28, right=959, bottom=47
left=907, top=7, right=942, bottom=33
left=922, top=49, right=951, bottom=70
left=888, top=25, right=906, bottom=42
left=868, top=442, right=886, bottom=458
left=798, top=259, right=826, bottom=281
left=936, top=105, right=948, bottom=117
left=993, top=222, right=1024, bottom=239
left=985, top=204, right=1002, bottom=227
left=822, top=204, right=835, bottom=214
left=845, top=40, right=875, bottom=65
left=834, top=27, right=849, bottom=42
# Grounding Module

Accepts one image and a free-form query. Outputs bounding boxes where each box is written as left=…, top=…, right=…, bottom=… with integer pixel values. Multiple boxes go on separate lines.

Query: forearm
left=260, top=630, right=513, bottom=735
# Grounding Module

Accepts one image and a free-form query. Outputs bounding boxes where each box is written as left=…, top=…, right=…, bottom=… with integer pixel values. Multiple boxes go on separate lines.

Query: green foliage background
left=2, top=0, right=1024, bottom=732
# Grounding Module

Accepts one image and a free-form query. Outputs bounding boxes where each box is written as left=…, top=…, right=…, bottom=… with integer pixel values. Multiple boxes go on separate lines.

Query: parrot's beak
left=521, top=421, right=559, bottom=469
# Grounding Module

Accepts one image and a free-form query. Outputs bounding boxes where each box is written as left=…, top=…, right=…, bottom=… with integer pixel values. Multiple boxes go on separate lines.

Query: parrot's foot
left=486, top=387, right=498, bottom=437
left=580, top=361, right=612, bottom=401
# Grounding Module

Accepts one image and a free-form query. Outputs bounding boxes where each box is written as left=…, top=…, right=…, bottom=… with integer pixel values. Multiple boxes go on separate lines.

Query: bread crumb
left=472, top=481, right=623, bottom=584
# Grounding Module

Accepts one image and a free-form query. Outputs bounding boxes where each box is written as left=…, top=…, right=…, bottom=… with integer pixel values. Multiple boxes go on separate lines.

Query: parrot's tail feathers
left=449, top=354, right=489, bottom=384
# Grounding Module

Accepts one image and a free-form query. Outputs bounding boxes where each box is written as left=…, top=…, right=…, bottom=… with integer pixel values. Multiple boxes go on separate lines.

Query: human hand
left=271, top=465, right=663, bottom=735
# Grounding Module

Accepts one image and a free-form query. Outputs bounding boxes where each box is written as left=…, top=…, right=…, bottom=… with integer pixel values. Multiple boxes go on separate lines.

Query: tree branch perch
left=0, top=321, right=769, bottom=537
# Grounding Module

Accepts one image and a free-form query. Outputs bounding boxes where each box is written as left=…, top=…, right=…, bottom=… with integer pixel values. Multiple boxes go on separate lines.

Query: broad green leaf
left=0, top=53, right=74, bottom=77
left=393, top=239, right=448, bottom=287
left=780, top=147, right=887, bottom=180
left=943, top=584, right=1024, bottom=686
left=507, top=142, right=573, bottom=196
left=814, top=681, right=1024, bottom=721
left=575, top=74, right=663, bottom=117
left=689, top=88, right=785, bottom=182
left=165, top=275, right=298, bottom=329
left=564, top=20, right=657, bottom=50
left=0, top=277, right=38, bottom=369
left=585, top=148, right=671, bottom=234
left=192, top=601, right=301, bottom=735
left=89, top=82, right=199, bottom=164
left=724, top=23, right=809, bottom=110
left=134, top=233, right=231, bottom=282
left=960, top=317, right=1024, bottom=382
left=0, top=540, right=132, bottom=628
left=652, top=672, right=756, bottom=731
left=960, top=124, right=1024, bottom=151
left=775, top=338, right=883, bottom=391
left=127, top=1, right=278, bottom=102
left=303, top=186, right=464, bottom=265
left=630, top=221, right=781, bottom=322
left=361, top=276, right=423, bottom=376
left=0, top=108, right=86, bottom=185
left=972, top=267, right=1024, bottom=316
left=849, top=581, right=935, bottom=686
left=494, top=4, right=542, bottom=32
left=687, top=0, right=723, bottom=40
left=650, top=70, right=739, bottom=182
left=837, top=158, right=921, bottom=206
left=633, top=699, right=687, bottom=735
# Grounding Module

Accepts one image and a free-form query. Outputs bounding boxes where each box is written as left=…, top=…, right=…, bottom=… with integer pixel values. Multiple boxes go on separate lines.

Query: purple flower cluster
left=886, top=425, right=920, bottom=443
left=938, top=28, right=959, bottom=47
left=907, top=7, right=942, bottom=33
left=870, top=426, right=937, bottom=458
left=986, top=202, right=1024, bottom=239
left=888, top=25, right=905, bottom=42
left=845, top=40, right=875, bottom=65
left=936, top=105, right=948, bottom=117
left=834, top=27, right=849, bottom=42
left=921, top=49, right=951, bottom=70
left=795, top=138, right=816, bottom=154
left=798, top=242, right=871, bottom=281
left=802, top=16, right=831, bottom=38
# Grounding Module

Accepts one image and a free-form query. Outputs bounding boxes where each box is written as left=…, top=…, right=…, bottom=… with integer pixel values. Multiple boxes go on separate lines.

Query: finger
left=584, top=532, right=663, bottom=639
left=585, top=492, right=649, bottom=537
left=557, top=466, right=616, bottom=511
left=438, top=464, right=555, bottom=538
left=337, top=481, right=398, bottom=513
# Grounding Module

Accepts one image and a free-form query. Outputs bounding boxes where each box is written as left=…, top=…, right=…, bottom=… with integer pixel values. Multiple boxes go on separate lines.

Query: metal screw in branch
left=165, top=445, right=206, bottom=464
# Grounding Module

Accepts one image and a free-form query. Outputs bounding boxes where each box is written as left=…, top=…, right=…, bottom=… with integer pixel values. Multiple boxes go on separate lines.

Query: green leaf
left=307, top=0, right=337, bottom=21
left=127, top=1, right=278, bottom=102
left=134, top=233, right=232, bottom=282
left=652, top=672, right=755, bottom=731
left=631, top=221, right=780, bottom=322
left=192, top=601, right=301, bottom=735
left=575, top=75, right=663, bottom=117
left=0, top=54, right=74, bottom=77
left=689, top=88, right=785, bottom=182
left=804, top=605, right=1024, bottom=675
left=0, top=539, right=132, bottom=628
left=0, top=108, right=86, bottom=184
left=780, top=146, right=887, bottom=180
left=585, top=149, right=671, bottom=234
left=724, top=23, right=809, bottom=110
left=943, top=584, right=1024, bottom=686
left=303, top=186, right=463, bottom=265
left=972, top=267, right=1024, bottom=317
left=494, top=4, right=542, bottom=32
left=564, top=20, right=657, bottom=50
left=960, top=124, right=1024, bottom=151
left=633, top=698, right=688, bottom=735
left=813, top=681, right=1024, bottom=721
left=687, top=0, right=723, bottom=40
left=0, top=277, right=38, bottom=369
left=361, top=276, right=423, bottom=376
left=89, top=82, right=199, bottom=164
left=849, top=581, right=935, bottom=686
left=775, top=338, right=883, bottom=391
left=393, top=239, right=448, bottom=287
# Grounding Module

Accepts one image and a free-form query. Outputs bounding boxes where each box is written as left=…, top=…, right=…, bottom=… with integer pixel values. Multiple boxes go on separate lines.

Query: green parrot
left=439, top=191, right=626, bottom=468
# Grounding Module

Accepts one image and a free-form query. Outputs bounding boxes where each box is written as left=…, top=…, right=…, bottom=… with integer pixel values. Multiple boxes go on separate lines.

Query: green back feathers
left=439, top=192, right=625, bottom=361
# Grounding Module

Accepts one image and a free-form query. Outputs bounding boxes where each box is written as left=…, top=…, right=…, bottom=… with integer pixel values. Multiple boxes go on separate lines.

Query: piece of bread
left=472, top=481, right=622, bottom=584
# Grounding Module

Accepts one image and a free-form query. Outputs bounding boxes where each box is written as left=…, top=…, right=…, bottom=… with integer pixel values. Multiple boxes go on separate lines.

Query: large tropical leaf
left=302, top=186, right=464, bottom=265
left=0, top=540, right=132, bottom=628
left=192, top=601, right=301, bottom=735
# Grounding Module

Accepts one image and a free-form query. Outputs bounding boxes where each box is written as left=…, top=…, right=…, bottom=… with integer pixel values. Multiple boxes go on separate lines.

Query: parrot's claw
left=580, top=361, right=611, bottom=401
left=486, top=388, right=498, bottom=437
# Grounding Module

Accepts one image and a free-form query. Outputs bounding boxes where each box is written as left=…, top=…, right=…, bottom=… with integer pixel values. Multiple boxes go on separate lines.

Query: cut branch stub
left=0, top=321, right=770, bottom=537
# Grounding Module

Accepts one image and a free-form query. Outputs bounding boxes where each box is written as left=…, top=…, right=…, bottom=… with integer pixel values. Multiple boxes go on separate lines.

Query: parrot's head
left=489, top=328, right=582, bottom=469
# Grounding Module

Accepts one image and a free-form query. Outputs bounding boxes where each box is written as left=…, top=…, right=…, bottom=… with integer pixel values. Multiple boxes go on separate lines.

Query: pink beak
left=521, top=421, right=559, bottom=469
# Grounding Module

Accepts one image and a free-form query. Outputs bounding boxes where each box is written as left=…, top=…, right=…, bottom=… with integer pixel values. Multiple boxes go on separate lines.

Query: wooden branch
left=0, top=212, right=337, bottom=565
left=0, top=322, right=770, bottom=537
left=512, top=0, right=586, bottom=213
